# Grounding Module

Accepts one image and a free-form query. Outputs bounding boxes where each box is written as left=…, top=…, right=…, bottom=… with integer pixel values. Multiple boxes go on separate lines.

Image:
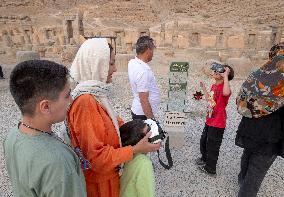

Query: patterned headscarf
left=269, top=42, right=284, bottom=60
left=236, top=49, right=284, bottom=118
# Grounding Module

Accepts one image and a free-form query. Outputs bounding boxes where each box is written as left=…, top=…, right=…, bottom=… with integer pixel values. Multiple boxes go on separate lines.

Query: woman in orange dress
left=67, top=38, right=160, bottom=197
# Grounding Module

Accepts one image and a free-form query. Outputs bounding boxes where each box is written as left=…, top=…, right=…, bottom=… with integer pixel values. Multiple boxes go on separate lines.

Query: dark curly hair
left=119, top=119, right=148, bottom=147
left=9, top=60, right=69, bottom=116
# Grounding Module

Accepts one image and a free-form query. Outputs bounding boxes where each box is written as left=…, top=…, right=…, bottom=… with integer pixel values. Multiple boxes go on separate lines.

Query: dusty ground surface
left=0, top=63, right=283, bottom=197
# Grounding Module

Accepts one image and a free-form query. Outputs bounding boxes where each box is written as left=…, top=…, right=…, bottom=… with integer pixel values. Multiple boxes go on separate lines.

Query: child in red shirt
left=196, top=62, right=234, bottom=176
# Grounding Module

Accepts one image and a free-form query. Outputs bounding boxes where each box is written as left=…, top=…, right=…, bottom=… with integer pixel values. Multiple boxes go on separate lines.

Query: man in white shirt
left=128, top=36, right=160, bottom=120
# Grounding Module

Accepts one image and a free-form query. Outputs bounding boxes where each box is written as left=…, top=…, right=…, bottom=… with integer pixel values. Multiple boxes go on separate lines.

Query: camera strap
left=157, top=136, right=173, bottom=169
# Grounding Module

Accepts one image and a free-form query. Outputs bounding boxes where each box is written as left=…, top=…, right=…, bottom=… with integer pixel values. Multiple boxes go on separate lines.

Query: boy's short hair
left=10, top=60, right=69, bottom=116
left=120, top=119, right=147, bottom=147
left=136, top=36, right=155, bottom=55
left=224, top=64, right=234, bottom=81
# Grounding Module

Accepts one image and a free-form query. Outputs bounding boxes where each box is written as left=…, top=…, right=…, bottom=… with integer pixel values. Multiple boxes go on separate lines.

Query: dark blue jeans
left=238, top=149, right=277, bottom=197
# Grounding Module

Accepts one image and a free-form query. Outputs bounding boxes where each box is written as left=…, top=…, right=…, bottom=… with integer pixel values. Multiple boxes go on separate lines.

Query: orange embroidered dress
left=68, top=94, right=133, bottom=197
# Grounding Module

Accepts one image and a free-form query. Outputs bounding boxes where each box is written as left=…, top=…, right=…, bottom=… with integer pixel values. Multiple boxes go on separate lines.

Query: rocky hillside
left=0, top=0, right=283, bottom=28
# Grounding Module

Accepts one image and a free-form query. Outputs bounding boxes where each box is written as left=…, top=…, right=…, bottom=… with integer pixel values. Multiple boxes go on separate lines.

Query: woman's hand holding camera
left=133, top=132, right=161, bottom=154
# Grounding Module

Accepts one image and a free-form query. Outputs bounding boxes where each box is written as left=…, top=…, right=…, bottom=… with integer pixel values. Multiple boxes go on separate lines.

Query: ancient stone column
left=2, top=30, right=13, bottom=47
left=160, top=23, right=165, bottom=47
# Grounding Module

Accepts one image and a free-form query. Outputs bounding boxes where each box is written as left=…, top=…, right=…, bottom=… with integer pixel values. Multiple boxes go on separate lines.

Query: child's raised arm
left=220, top=67, right=231, bottom=96
left=200, top=81, right=210, bottom=100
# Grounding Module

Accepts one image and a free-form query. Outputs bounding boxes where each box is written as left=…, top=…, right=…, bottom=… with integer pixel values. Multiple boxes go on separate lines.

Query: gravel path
left=0, top=72, right=283, bottom=197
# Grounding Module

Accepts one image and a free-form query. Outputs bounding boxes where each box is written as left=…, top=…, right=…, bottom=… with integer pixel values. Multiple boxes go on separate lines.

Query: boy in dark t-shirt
left=196, top=62, right=234, bottom=176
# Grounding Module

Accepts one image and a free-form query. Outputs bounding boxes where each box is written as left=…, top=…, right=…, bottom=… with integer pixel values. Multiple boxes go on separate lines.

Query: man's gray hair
left=136, top=36, right=155, bottom=54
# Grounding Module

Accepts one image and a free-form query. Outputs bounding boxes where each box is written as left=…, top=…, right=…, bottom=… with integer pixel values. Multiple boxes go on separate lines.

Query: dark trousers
left=238, top=149, right=277, bottom=197
left=131, top=111, right=147, bottom=120
left=200, top=124, right=225, bottom=173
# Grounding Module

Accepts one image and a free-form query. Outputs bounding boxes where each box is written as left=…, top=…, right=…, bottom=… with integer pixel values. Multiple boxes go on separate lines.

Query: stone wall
left=0, top=12, right=82, bottom=63
left=0, top=10, right=283, bottom=67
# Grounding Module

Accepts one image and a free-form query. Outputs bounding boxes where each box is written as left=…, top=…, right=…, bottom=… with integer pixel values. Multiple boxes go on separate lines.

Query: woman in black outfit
left=236, top=43, right=284, bottom=197
left=236, top=107, right=284, bottom=196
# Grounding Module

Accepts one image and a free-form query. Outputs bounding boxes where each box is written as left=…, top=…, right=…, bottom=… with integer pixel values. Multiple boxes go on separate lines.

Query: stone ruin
left=0, top=1, right=284, bottom=75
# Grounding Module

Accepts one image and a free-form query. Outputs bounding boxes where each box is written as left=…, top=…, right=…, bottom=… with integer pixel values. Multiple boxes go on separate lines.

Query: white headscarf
left=70, top=38, right=110, bottom=83
left=69, top=38, right=122, bottom=147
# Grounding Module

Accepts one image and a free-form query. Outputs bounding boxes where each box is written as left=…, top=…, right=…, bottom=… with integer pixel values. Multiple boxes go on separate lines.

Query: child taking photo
left=196, top=62, right=234, bottom=176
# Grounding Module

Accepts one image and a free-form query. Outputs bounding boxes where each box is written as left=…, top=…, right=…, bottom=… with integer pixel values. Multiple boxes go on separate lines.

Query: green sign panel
left=167, top=62, right=190, bottom=112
